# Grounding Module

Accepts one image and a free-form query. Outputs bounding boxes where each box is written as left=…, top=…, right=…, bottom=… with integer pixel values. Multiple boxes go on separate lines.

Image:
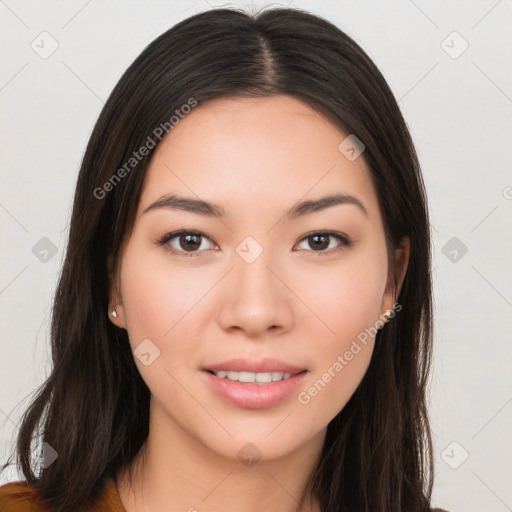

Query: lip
left=202, top=369, right=308, bottom=409
left=203, top=357, right=306, bottom=374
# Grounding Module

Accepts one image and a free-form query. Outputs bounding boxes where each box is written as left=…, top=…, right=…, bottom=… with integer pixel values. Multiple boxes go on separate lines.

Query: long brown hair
left=2, top=7, right=434, bottom=511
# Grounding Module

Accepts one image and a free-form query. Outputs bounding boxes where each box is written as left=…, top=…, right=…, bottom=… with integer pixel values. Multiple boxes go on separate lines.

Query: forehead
left=137, top=95, right=380, bottom=223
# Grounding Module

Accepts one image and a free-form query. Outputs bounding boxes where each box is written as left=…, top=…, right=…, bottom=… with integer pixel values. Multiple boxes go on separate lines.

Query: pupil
left=182, top=234, right=200, bottom=251
left=311, top=235, right=328, bottom=250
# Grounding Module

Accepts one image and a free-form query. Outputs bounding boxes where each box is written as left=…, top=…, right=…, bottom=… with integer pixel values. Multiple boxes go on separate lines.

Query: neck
left=116, top=401, right=325, bottom=512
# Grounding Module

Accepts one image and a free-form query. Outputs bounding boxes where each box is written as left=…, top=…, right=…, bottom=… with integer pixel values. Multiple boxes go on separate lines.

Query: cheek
left=119, top=245, right=209, bottom=345
left=118, top=248, right=215, bottom=399
left=291, top=249, right=387, bottom=416
left=292, top=249, right=388, bottom=345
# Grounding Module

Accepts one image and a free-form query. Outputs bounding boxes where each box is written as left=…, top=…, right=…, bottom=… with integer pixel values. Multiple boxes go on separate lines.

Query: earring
left=383, top=309, right=394, bottom=320
left=110, top=306, right=118, bottom=318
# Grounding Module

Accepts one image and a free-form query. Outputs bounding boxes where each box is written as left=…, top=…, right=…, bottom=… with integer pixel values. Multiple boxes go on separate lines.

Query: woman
left=0, top=6, right=449, bottom=512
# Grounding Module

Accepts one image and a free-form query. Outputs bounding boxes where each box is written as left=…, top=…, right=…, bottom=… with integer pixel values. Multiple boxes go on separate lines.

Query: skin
left=109, top=95, right=409, bottom=512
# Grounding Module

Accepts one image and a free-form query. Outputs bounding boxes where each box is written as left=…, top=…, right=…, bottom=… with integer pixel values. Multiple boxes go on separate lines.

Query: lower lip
left=201, top=370, right=308, bottom=409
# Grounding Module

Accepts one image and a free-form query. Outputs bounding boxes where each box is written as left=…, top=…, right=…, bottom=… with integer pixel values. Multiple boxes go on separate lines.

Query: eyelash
left=155, top=229, right=353, bottom=258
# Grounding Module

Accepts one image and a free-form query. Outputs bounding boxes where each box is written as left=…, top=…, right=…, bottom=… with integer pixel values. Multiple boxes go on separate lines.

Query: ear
left=107, top=253, right=127, bottom=329
left=381, top=236, right=410, bottom=312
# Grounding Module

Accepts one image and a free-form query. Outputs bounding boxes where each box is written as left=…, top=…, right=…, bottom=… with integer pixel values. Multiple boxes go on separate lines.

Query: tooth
left=255, top=372, right=272, bottom=383
left=238, top=371, right=255, bottom=383
left=214, top=370, right=294, bottom=382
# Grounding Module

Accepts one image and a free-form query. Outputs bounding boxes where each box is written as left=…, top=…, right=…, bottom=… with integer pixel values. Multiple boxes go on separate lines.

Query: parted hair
left=2, top=6, right=434, bottom=512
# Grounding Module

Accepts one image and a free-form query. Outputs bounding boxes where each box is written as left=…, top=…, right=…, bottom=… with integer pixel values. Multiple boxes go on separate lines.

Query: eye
left=156, top=229, right=353, bottom=258
left=156, top=230, right=216, bottom=257
left=295, top=231, right=353, bottom=255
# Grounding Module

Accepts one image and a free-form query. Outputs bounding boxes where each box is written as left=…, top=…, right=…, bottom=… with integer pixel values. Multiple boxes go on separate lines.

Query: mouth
left=201, top=357, right=309, bottom=409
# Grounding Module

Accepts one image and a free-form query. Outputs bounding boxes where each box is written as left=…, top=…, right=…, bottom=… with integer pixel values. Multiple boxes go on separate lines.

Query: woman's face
left=109, top=95, right=408, bottom=463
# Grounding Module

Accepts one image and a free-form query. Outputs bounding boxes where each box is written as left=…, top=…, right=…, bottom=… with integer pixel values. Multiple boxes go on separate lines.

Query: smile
left=202, top=369, right=308, bottom=409
left=207, top=370, right=299, bottom=383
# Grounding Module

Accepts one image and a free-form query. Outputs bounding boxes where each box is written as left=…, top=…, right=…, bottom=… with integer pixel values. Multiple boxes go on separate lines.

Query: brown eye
left=296, top=231, right=352, bottom=254
left=179, top=233, right=202, bottom=252
left=157, top=230, right=215, bottom=257
left=307, top=234, right=330, bottom=251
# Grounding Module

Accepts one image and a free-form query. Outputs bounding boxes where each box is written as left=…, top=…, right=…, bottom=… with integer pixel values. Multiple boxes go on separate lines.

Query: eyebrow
left=142, top=192, right=368, bottom=219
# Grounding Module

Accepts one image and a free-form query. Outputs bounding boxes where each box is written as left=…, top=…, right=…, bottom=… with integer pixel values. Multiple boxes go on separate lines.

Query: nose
left=217, top=249, right=294, bottom=338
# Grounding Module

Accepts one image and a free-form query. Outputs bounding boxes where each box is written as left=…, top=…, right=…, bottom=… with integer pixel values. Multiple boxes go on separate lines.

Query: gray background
left=1, top=1, right=511, bottom=510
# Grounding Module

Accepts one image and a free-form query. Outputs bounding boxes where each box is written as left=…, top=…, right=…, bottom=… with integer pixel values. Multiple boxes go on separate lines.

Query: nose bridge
left=240, top=247, right=274, bottom=289
left=218, top=237, right=293, bottom=334
left=233, top=239, right=280, bottom=306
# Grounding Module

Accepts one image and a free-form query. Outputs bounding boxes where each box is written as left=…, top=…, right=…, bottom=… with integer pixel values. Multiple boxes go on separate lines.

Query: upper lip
left=204, top=357, right=306, bottom=374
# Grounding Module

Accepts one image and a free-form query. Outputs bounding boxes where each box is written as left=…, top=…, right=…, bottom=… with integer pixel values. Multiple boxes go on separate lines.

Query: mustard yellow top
left=0, top=478, right=451, bottom=511
left=0, top=478, right=124, bottom=511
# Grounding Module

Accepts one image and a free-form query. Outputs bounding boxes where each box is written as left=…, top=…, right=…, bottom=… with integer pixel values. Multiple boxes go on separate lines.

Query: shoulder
left=0, top=481, right=51, bottom=511
left=431, top=508, right=451, bottom=512
left=0, top=478, right=125, bottom=511
left=92, top=477, right=126, bottom=511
